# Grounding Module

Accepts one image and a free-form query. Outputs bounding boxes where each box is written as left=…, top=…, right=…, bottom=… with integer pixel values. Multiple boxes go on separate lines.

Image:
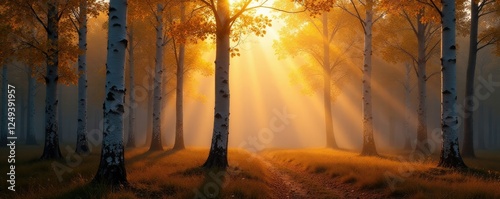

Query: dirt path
left=256, top=156, right=309, bottom=199
left=258, top=155, right=388, bottom=199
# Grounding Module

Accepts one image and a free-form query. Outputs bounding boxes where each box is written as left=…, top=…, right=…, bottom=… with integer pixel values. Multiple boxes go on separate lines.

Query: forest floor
left=1, top=146, right=500, bottom=198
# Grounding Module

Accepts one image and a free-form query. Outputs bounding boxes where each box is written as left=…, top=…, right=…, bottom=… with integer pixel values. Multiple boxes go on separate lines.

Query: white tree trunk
left=174, top=2, right=186, bottom=150
left=360, top=0, right=378, bottom=156
left=203, top=0, right=231, bottom=168
left=1, top=65, right=8, bottom=145
left=94, top=0, right=128, bottom=186
left=126, top=25, right=136, bottom=148
left=149, top=3, right=164, bottom=151
left=41, top=0, right=62, bottom=159
left=76, top=0, right=89, bottom=154
left=26, top=66, right=37, bottom=145
left=438, top=0, right=466, bottom=168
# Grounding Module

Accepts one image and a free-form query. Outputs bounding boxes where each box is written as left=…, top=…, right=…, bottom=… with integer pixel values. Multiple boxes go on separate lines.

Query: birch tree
left=338, top=0, right=384, bottom=156
left=5, top=0, right=79, bottom=159
left=192, top=0, right=332, bottom=168
left=68, top=0, right=106, bottom=154
left=202, top=0, right=265, bottom=168
left=75, top=0, right=90, bottom=154
left=438, top=0, right=467, bottom=168
left=417, top=0, right=467, bottom=168
left=150, top=3, right=167, bottom=151
left=42, top=0, right=63, bottom=159
left=129, top=0, right=175, bottom=151
left=93, top=0, right=129, bottom=186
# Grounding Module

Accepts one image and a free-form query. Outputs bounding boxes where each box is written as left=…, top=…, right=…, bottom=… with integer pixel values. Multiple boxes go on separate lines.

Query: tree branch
left=425, top=70, right=439, bottom=81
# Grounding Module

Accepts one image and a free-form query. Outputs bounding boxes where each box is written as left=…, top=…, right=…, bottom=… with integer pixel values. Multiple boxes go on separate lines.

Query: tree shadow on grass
left=194, top=167, right=228, bottom=199
left=127, top=148, right=179, bottom=165
left=456, top=167, right=500, bottom=180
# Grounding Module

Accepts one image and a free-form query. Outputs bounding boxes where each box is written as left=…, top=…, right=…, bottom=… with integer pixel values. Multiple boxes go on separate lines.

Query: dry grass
left=2, top=146, right=499, bottom=198
left=261, top=148, right=500, bottom=199
left=0, top=146, right=269, bottom=199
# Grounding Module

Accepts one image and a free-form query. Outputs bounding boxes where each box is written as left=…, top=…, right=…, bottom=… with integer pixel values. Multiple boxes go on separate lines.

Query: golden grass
left=260, top=148, right=500, bottom=199
left=2, top=146, right=499, bottom=198
left=0, top=146, right=269, bottom=199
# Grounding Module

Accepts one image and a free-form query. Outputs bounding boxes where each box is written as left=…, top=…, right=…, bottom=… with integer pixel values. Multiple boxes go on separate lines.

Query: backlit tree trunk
left=149, top=3, right=165, bottom=151
left=26, top=66, right=37, bottom=145
left=416, top=14, right=429, bottom=153
left=360, top=0, right=378, bottom=156
left=203, top=0, right=231, bottom=168
left=41, top=0, right=63, bottom=160
left=126, top=25, right=136, bottom=148
left=76, top=0, right=90, bottom=154
left=93, top=0, right=129, bottom=186
left=461, top=0, right=479, bottom=158
left=322, top=12, right=338, bottom=149
left=438, top=0, right=467, bottom=168
left=174, top=2, right=186, bottom=150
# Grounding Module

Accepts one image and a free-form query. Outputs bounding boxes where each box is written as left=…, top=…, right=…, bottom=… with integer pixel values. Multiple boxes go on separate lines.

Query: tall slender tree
left=126, top=24, right=136, bottom=148
left=150, top=3, right=166, bottom=151
left=197, top=0, right=332, bottom=168
left=173, top=1, right=187, bottom=150
left=40, top=0, right=64, bottom=159
left=338, top=0, right=384, bottom=156
left=93, top=0, right=129, bottom=186
left=5, top=0, right=80, bottom=159
left=462, top=0, right=499, bottom=158
left=430, top=0, right=467, bottom=168
left=378, top=1, right=441, bottom=152
left=75, top=0, right=90, bottom=154
left=274, top=3, right=357, bottom=149
left=68, top=0, right=106, bottom=153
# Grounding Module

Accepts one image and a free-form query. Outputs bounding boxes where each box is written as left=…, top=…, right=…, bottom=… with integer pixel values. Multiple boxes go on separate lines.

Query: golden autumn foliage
left=274, top=1, right=360, bottom=100
left=0, top=0, right=106, bottom=85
